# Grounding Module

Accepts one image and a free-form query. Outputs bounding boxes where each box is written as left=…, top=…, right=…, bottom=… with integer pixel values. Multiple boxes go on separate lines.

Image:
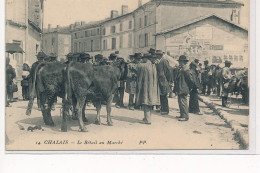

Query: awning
left=6, top=43, right=24, bottom=54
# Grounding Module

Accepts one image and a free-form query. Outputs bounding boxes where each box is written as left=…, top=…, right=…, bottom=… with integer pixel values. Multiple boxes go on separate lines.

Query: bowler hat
left=80, top=52, right=90, bottom=59
left=178, top=55, right=189, bottom=61
left=190, top=61, right=197, bottom=68
left=194, top=59, right=199, bottom=63
left=148, top=48, right=156, bottom=54
left=95, top=54, right=103, bottom=60
left=36, top=51, right=46, bottom=59
left=225, top=60, right=232, bottom=65
left=204, top=60, right=209, bottom=64
left=134, top=53, right=142, bottom=59
left=109, top=53, right=117, bottom=60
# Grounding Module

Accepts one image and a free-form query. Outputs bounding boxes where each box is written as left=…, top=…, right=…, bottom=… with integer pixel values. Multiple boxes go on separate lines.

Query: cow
left=26, top=61, right=67, bottom=126
left=62, top=60, right=127, bottom=132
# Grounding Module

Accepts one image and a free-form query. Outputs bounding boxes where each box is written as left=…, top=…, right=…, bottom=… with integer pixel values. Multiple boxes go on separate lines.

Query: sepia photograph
left=5, top=0, right=251, bottom=151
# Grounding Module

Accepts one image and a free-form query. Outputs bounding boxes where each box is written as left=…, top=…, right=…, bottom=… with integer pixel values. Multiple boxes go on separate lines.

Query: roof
left=155, top=14, right=248, bottom=36
left=6, top=43, right=24, bottom=54
left=43, top=27, right=71, bottom=34
left=152, top=0, right=243, bottom=6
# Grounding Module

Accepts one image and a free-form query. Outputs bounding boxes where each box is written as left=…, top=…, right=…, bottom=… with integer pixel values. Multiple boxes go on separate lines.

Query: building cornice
left=28, top=19, right=42, bottom=33
left=6, top=20, right=27, bottom=29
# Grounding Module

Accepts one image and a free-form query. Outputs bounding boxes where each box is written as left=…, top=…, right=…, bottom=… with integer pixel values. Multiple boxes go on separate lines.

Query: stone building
left=70, top=0, right=246, bottom=62
left=6, top=0, right=44, bottom=98
left=71, top=21, right=102, bottom=57
left=43, top=25, right=71, bottom=61
left=155, top=14, right=248, bottom=67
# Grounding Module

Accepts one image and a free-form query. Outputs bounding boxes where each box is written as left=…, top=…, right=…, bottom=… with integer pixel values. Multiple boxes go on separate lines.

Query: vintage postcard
left=5, top=0, right=251, bottom=151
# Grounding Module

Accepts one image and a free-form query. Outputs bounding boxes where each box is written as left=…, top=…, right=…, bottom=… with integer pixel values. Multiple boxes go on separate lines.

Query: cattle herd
left=25, top=51, right=249, bottom=132
left=26, top=52, right=127, bottom=132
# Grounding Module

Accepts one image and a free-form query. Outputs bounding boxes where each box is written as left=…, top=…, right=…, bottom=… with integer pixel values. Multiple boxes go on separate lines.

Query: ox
left=62, top=61, right=127, bottom=132
left=26, top=62, right=66, bottom=126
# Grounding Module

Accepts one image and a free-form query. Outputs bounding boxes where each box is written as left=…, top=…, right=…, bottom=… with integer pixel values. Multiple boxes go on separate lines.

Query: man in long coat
left=201, top=60, right=212, bottom=95
left=135, top=53, right=160, bottom=124
left=6, top=57, right=16, bottom=106
left=126, top=53, right=141, bottom=110
left=189, top=62, right=202, bottom=115
left=222, top=61, right=233, bottom=107
left=155, top=50, right=172, bottom=115
left=29, top=51, right=46, bottom=109
left=174, top=55, right=193, bottom=121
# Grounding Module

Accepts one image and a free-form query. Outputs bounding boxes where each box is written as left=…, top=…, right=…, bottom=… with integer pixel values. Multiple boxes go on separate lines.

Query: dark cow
left=26, top=62, right=66, bottom=126
left=62, top=61, right=127, bottom=132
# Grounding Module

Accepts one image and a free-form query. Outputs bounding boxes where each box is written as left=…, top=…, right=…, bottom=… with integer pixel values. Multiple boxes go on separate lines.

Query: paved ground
left=6, top=94, right=240, bottom=151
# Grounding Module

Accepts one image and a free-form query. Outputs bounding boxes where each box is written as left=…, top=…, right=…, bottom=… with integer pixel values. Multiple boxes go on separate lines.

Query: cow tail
left=26, top=62, right=45, bottom=116
left=65, top=63, right=72, bottom=105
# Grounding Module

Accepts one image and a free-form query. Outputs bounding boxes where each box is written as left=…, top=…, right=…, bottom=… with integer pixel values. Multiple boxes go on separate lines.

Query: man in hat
left=221, top=60, right=233, bottom=107
left=109, top=53, right=117, bottom=63
left=6, top=57, right=16, bottom=106
left=174, top=55, right=193, bottom=121
left=94, top=54, right=104, bottom=65
left=79, top=52, right=91, bottom=63
left=136, top=53, right=160, bottom=124
left=65, top=52, right=74, bottom=64
left=126, top=54, right=141, bottom=110
left=189, top=62, right=202, bottom=115
left=49, top=53, right=58, bottom=62
left=114, top=57, right=127, bottom=108
left=148, top=48, right=156, bottom=55
left=201, top=60, right=212, bottom=95
left=154, top=50, right=172, bottom=115
left=29, top=51, right=46, bottom=109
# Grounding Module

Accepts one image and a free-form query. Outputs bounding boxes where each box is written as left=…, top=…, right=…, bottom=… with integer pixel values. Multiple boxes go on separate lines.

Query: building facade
left=6, top=0, right=44, bottom=98
left=70, top=0, right=245, bottom=62
left=155, top=15, right=248, bottom=67
left=43, top=25, right=71, bottom=61
left=101, top=8, right=134, bottom=58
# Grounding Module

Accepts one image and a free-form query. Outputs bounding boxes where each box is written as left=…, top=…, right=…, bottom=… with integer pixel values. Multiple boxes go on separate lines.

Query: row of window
left=74, top=20, right=133, bottom=39
left=73, top=32, right=152, bottom=52
left=74, top=40, right=95, bottom=53
left=73, top=13, right=152, bottom=39
left=223, top=55, right=244, bottom=62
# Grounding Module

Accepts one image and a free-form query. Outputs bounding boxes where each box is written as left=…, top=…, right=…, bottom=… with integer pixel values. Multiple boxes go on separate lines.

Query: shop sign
left=210, top=45, right=224, bottom=50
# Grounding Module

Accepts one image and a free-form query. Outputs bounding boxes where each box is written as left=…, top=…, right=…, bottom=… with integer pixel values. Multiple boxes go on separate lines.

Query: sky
left=43, top=0, right=249, bottom=28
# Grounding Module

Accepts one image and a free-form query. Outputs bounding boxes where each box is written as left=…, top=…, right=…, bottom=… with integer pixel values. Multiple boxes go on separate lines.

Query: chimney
left=81, top=21, right=86, bottom=26
left=57, top=25, right=60, bottom=31
left=111, top=10, right=119, bottom=19
left=231, top=9, right=240, bottom=24
left=69, top=24, right=74, bottom=30
left=138, top=0, right=142, bottom=7
left=122, top=5, right=128, bottom=15
left=48, top=24, right=51, bottom=32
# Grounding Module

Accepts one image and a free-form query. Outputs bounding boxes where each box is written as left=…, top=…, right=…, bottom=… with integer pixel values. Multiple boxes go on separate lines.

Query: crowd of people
left=6, top=48, right=239, bottom=124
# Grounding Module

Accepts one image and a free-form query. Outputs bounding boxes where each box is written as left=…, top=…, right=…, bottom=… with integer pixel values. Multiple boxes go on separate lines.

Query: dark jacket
left=174, top=64, right=193, bottom=95
left=6, top=64, right=16, bottom=85
left=190, top=68, right=201, bottom=90
left=156, top=57, right=172, bottom=95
